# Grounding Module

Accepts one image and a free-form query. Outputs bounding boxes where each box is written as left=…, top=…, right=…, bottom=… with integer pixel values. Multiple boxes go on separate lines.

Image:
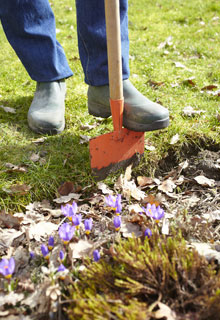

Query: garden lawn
left=0, top=0, right=220, bottom=211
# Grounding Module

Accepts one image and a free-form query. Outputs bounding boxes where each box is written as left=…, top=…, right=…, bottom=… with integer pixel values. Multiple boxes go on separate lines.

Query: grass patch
left=0, top=0, right=220, bottom=211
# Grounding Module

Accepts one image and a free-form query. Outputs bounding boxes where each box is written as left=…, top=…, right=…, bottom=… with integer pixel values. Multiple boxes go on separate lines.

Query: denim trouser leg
left=75, top=0, right=130, bottom=86
left=0, top=1, right=73, bottom=82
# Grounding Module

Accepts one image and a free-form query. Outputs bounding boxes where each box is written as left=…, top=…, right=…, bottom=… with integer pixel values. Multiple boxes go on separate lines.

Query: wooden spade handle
left=104, top=0, right=123, bottom=101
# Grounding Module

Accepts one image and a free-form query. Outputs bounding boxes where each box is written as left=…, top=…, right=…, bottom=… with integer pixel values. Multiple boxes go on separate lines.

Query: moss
left=67, top=231, right=220, bottom=319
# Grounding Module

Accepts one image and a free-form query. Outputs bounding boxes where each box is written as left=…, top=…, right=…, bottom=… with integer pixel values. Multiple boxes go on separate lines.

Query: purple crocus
left=48, top=236, right=54, bottom=251
left=84, top=218, right=93, bottom=235
left=93, top=250, right=100, bottom=262
left=58, top=223, right=75, bottom=244
left=30, top=252, right=35, bottom=259
left=113, top=215, right=121, bottom=231
left=59, top=250, right=65, bottom=262
left=105, top=194, right=122, bottom=214
left=61, top=202, right=78, bottom=221
left=57, top=264, right=68, bottom=280
left=41, top=244, right=50, bottom=260
left=142, top=204, right=165, bottom=223
left=0, top=258, right=15, bottom=279
left=115, top=194, right=122, bottom=215
left=72, top=214, right=82, bottom=229
left=144, top=228, right=152, bottom=238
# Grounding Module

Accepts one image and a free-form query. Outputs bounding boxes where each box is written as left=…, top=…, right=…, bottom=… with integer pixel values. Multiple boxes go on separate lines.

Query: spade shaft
left=89, top=0, right=145, bottom=180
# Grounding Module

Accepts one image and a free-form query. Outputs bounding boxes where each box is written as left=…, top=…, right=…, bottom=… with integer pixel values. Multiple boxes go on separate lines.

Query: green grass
left=0, top=0, right=220, bottom=210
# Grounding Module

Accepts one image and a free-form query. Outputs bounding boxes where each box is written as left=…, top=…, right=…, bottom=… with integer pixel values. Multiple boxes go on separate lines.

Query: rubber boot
left=88, top=79, right=169, bottom=132
left=28, top=80, right=66, bottom=134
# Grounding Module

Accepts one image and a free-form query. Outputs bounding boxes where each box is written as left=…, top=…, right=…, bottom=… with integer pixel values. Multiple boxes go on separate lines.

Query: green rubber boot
left=28, top=80, right=66, bottom=135
left=88, top=79, right=169, bottom=132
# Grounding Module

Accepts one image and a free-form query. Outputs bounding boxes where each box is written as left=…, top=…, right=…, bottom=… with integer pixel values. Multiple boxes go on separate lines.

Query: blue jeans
left=0, top=0, right=129, bottom=86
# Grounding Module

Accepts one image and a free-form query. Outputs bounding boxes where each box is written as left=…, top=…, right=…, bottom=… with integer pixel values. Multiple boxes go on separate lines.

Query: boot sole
left=28, top=119, right=65, bottom=135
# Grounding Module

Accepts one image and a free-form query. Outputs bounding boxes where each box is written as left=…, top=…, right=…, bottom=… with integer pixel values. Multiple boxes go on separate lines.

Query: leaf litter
left=0, top=148, right=220, bottom=319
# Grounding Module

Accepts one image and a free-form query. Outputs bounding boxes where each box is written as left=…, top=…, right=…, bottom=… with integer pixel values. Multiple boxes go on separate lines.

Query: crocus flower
left=41, top=244, right=50, bottom=260
left=105, top=194, right=122, bottom=214
left=84, top=218, right=93, bottom=235
left=48, top=236, right=54, bottom=251
left=105, top=195, right=116, bottom=208
left=30, top=252, right=35, bottom=259
left=93, top=250, right=100, bottom=262
left=115, top=194, right=122, bottom=215
left=144, top=228, right=152, bottom=238
left=72, top=214, right=82, bottom=229
left=113, top=215, right=121, bottom=231
left=142, top=204, right=165, bottom=223
left=61, top=202, right=78, bottom=221
left=0, top=258, right=15, bottom=279
left=58, top=223, right=75, bottom=244
left=57, top=264, right=68, bottom=280
left=59, top=250, right=65, bottom=262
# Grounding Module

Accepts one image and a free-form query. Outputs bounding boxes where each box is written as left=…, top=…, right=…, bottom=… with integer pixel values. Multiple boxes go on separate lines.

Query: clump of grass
left=67, top=231, right=220, bottom=319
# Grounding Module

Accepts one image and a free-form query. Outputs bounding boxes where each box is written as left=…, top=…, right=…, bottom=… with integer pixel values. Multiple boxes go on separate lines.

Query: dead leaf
left=26, top=221, right=58, bottom=241
left=0, top=292, right=24, bottom=307
left=46, top=284, right=61, bottom=301
left=0, top=229, right=24, bottom=247
left=0, top=211, right=22, bottom=229
left=58, top=181, right=75, bottom=196
left=191, top=242, right=220, bottom=264
left=144, top=194, right=161, bottom=207
left=202, top=210, right=220, bottom=221
left=158, top=179, right=176, bottom=193
left=128, top=204, right=143, bottom=214
left=69, top=240, right=94, bottom=259
left=145, top=144, right=156, bottom=151
left=170, top=134, right=179, bottom=145
left=79, top=135, right=91, bottom=144
left=4, top=163, right=27, bottom=173
left=120, top=220, right=142, bottom=238
left=174, top=62, right=192, bottom=72
left=124, top=165, right=132, bottom=181
left=3, top=184, right=31, bottom=195
left=32, top=137, right=46, bottom=144
left=158, top=36, right=173, bottom=49
left=0, top=105, right=16, bottom=113
left=53, top=192, right=81, bottom=203
left=147, top=80, right=165, bottom=88
left=201, top=84, right=218, bottom=91
left=182, top=106, right=205, bottom=117
left=80, top=123, right=97, bottom=131
left=182, top=77, right=196, bottom=87
left=194, top=175, right=215, bottom=187
left=153, top=302, right=177, bottom=320
left=137, top=176, right=154, bottom=187
left=161, top=218, right=169, bottom=235
left=97, top=182, right=113, bottom=195
left=30, top=153, right=40, bottom=162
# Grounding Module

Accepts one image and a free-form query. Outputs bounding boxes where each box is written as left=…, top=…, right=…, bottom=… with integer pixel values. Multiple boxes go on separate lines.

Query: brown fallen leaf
left=137, top=176, right=154, bottom=187
left=194, top=175, right=215, bottom=187
left=147, top=80, right=165, bottom=88
left=4, top=183, right=31, bottom=195
left=201, top=84, right=218, bottom=91
left=5, top=162, right=27, bottom=173
left=158, top=179, right=176, bottom=193
left=120, top=220, right=142, bottom=238
left=182, top=77, right=196, bottom=87
left=53, top=192, right=81, bottom=204
left=58, top=181, right=75, bottom=196
left=30, top=153, right=40, bottom=162
left=143, top=194, right=161, bottom=207
left=0, top=211, right=22, bottom=229
left=69, top=239, right=94, bottom=259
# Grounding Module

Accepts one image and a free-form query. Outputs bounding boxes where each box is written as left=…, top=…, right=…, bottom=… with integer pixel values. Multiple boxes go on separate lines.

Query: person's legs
left=75, top=0, right=169, bottom=132
left=0, top=1, right=73, bottom=134
left=0, top=1, right=72, bottom=82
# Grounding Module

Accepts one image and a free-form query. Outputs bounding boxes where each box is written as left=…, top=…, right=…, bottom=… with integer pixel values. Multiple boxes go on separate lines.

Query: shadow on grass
left=0, top=94, right=96, bottom=211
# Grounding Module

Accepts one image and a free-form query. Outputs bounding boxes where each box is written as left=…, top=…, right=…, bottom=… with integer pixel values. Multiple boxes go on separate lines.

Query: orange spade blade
left=89, top=128, right=145, bottom=180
